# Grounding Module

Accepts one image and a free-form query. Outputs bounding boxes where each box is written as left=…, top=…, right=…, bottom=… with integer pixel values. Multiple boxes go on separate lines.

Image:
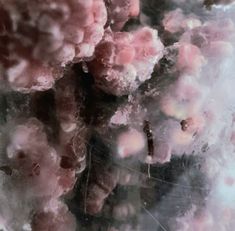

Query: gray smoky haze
left=1, top=0, right=235, bottom=231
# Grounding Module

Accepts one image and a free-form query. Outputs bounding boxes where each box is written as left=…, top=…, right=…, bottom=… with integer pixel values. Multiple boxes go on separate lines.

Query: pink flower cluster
left=3, top=0, right=235, bottom=230
left=0, top=0, right=164, bottom=96
left=0, top=0, right=162, bottom=229
left=1, top=0, right=107, bottom=92
left=156, top=10, right=235, bottom=161
left=7, top=118, right=76, bottom=197
left=6, top=118, right=76, bottom=230
left=89, top=27, right=164, bottom=95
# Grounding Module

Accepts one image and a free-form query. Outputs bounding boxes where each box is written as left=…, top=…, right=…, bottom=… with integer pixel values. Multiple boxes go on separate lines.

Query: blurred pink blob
left=181, top=19, right=235, bottom=58
left=105, top=0, right=140, bottom=31
left=163, top=9, right=201, bottom=34
left=160, top=76, right=204, bottom=120
left=117, top=128, right=145, bottom=158
left=6, top=118, right=76, bottom=199
left=163, top=8, right=185, bottom=33
left=176, top=209, right=214, bottom=231
left=177, top=43, right=206, bottom=74
left=149, top=141, right=172, bottom=164
left=32, top=202, right=76, bottom=231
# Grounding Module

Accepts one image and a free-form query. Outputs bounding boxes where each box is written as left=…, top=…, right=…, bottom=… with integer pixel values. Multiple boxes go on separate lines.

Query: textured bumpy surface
left=89, top=27, right=164, bottom=95
left=1, top=0, right=235, bottom=230
left=3, top=118, right=76, bottom=230
left=0, top=0, right=107, bottom=92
